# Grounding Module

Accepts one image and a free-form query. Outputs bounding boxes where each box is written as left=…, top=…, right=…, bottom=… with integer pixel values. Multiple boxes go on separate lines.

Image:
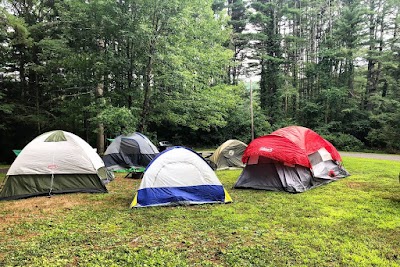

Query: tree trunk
left=375, top=3, right=385, bottom=96
left=19, top=55, right=26, bottom=100
left=35, top=73, right=41, bottom=135
left=96, top=82, right=105, bottom=155
left=139, top=41, right=155, bottom=132
left=96, top=38, right=106, bottom=155
left=364, top=0, right=380, bottom=111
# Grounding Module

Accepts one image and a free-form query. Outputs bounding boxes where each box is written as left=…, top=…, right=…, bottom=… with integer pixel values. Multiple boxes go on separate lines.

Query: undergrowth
left=0, top=157, right=399, bottom=266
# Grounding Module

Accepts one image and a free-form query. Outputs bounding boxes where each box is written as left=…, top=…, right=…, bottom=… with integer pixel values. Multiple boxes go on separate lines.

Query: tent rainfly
left=131, top=147, right=232, bottom=207
left=234, top=126, right=349, bottom=193
left=103, top=132, right=159, bottom=171
left=209, top=139, right=247, bottom=170
left=0, top=130, right=112, bottom=201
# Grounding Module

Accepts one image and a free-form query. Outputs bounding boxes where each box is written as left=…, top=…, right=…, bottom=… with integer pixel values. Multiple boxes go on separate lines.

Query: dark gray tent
left=103, top=133, right=159, bottom=171
left=235, top=155, right=348, bottom=193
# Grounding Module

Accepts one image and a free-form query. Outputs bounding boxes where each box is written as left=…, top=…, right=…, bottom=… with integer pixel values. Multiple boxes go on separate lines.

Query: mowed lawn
left=0, top=157, right=399, bottom=267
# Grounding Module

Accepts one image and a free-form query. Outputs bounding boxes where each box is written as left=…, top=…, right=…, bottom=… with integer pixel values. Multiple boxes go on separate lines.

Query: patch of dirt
left=382, top=193, right=400, bottom=203
left=0, top=194, right=103, bottom=232
left=128, top=237, right=142, bottom=248
left=345, top=181, right=370, bottom=189
left=2, top=194, right=93, bottom=213
left=344, top=181, right=384, bottom=191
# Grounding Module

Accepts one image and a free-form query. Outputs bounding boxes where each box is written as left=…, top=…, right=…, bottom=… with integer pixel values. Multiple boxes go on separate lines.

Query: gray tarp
left=234, top=160, right=314, bottom=193
left=235, top=155, right=349, bottom=193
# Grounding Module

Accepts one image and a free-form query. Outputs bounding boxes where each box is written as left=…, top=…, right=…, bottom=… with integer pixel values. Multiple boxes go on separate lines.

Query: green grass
left=0, top=157, right=399, bottom=266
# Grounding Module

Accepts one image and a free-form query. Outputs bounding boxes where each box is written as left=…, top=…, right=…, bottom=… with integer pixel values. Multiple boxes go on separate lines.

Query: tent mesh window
left=120, top=138, right=141, bottom=166
left=45, top=131, right=67, bottom=142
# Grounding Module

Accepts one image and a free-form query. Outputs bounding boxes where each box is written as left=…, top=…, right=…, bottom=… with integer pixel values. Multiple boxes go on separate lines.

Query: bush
left=322, top=133, right=364, bottom=151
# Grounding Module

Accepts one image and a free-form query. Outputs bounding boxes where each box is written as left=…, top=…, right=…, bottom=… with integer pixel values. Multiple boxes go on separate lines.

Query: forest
left=0, top=0, right=399, bottom=163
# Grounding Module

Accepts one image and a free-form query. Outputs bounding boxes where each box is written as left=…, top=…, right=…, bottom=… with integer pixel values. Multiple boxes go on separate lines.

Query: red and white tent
left=235, top=126, right=349, bottom=193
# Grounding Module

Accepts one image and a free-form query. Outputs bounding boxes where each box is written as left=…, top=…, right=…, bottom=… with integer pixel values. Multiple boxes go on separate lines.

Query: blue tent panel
left=136, top=185, right=225, bottom=207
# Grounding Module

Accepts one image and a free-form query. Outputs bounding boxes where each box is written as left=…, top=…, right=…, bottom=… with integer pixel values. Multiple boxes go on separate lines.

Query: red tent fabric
left=242, top=126, right=342, bottom=168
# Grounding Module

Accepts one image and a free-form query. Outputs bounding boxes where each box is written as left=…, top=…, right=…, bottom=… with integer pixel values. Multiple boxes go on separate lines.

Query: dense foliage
left=0, top=0, right=399, bottom=162
left=247, top=0, right=400, bottom=152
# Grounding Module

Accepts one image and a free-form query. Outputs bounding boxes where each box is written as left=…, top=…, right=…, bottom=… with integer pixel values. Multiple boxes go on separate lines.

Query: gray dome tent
left=103, top=132, right=159, bottom=171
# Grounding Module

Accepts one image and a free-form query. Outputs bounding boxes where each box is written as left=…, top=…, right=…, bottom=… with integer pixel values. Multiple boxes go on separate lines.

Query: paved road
left=340, top=151, right=400, bottom=161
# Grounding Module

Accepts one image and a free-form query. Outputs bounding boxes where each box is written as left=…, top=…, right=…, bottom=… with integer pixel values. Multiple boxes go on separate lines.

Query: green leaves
left=6, top=14, right=32, bottom=48
left=152, top=84, right=240, bottom=132
left=366, top=95, right=400, bottom=150
left=94, top=106, right=138, bottom=135
left=1, top=0, right=399, bottom=153
left=0, top=92, right=14, bottom=130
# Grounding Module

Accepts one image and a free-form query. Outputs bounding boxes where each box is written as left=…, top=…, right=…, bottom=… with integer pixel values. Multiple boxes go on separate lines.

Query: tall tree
left=227, top=0, right=249, bottom=85
left=251, top=0, right=284, bottom=123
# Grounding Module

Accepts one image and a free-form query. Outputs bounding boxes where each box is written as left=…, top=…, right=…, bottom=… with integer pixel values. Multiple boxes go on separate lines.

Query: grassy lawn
left=0, top=157, right=399, bottom=266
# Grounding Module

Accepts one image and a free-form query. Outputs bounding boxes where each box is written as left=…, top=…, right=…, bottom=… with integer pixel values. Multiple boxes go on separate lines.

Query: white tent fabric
left=131, top=147, right=232, bottom=207
left=8, top=130, right=104, bottom=175
left=140, top=147, right=220, bottom=189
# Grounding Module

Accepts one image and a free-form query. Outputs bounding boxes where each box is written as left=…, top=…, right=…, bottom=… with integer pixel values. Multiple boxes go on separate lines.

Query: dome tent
left=234, top=126, right=349, bottom=193
left=103, top=132, right=159, bottom=171
left=0, top=130, right=111, bottom=201
left=209, top=139, right=247, bottom=170
left=131, top=147, right=232, bottom=208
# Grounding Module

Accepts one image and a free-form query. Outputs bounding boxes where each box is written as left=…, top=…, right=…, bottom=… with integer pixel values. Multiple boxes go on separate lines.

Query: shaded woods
left=1, top=0, right=399, bottom=162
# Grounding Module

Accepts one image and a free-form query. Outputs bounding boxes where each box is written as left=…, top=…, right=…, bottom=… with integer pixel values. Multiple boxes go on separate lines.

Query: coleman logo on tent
left=259, top=147, right=273, bottom=152
left=47, top=164, right=59, bottom=170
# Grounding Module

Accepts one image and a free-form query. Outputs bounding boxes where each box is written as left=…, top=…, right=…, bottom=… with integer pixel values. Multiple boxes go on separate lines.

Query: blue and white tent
left=130, top=147, right=232, bottom=208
